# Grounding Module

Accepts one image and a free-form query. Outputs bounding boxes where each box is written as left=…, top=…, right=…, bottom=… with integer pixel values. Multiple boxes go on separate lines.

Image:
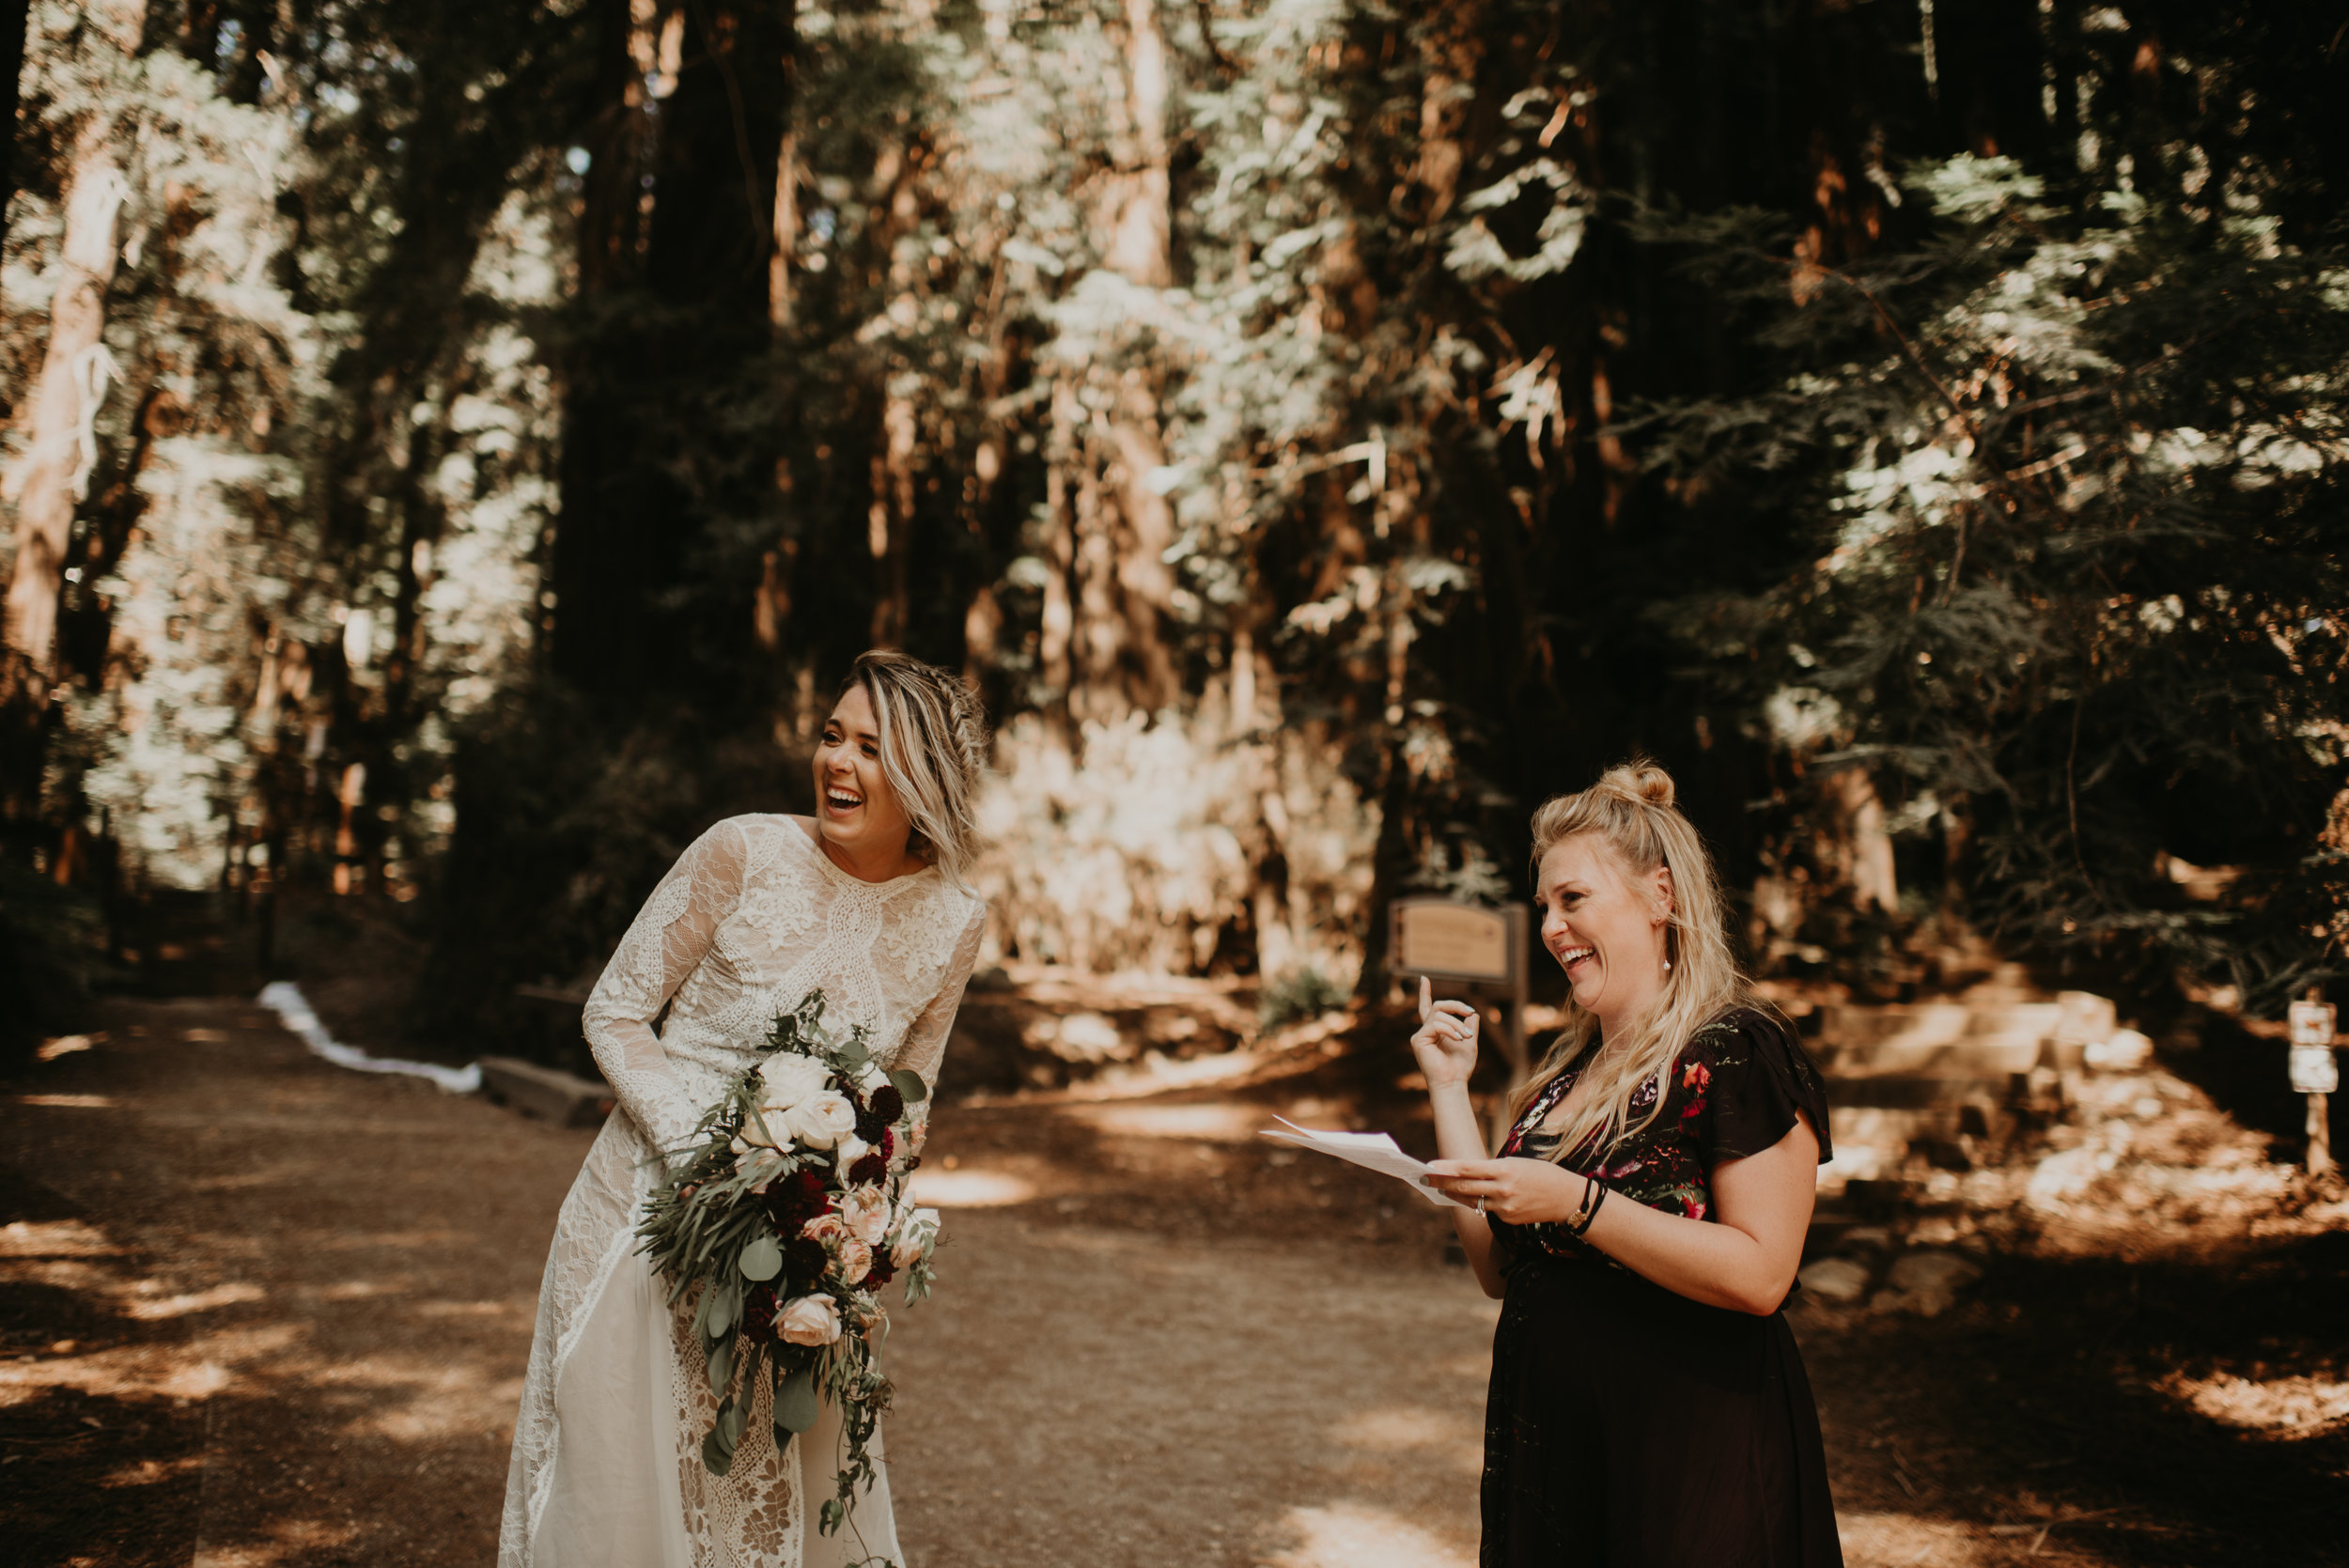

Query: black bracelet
left=1563, top=1177, right=1607, bottom=1237
left=1560, top=1176, right=1594, bottom=1234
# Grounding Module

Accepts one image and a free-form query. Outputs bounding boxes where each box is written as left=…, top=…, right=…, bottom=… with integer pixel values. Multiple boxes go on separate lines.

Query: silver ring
left=1475, top=1197, right=1486, bottom=1214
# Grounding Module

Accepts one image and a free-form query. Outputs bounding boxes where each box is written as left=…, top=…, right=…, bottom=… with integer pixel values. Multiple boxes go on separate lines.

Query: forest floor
left=4, top=993, right=2347, bottom=1568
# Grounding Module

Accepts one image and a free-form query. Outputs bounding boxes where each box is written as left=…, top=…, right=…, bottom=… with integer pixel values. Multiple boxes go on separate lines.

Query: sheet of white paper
left=1259, top=1116, right=1467, bottom=1209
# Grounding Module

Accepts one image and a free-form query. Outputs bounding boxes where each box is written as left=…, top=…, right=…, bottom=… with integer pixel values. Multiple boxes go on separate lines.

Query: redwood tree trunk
left=4, top=125, right=130, bottom=693
left=1052, top=0, right=1177, bottom=723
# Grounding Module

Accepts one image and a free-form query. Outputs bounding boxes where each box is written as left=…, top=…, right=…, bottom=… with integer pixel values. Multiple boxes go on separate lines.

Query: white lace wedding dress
left=498, top=815, right=986, bottom=1568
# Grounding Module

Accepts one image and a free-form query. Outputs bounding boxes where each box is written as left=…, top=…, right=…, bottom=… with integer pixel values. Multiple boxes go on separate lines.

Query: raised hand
left=1409, top=974, right=1482, bottom=1090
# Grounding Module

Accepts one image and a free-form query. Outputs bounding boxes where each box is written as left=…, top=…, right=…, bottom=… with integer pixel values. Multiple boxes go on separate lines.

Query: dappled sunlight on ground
left=2157, top=1371, right=2349, bottom=1436
left=886, top=1208, right=1499, bottom=1567
left=3, top=1001, right=596, bottom=1567
left=1263, top=1500, right=1478, bottom=1568
left=126, top=1282, right=267, bottom=1320
left=1324, top=1403, right=1483, bottom=1472
left=905, top=1166, right=1040, bottom=1207
left=1836, top=1509, right=1997, bottom=1566
left=1070, top=1100, right=1268, bottom=1141
left=8, top=996, right=2346, bottom=1567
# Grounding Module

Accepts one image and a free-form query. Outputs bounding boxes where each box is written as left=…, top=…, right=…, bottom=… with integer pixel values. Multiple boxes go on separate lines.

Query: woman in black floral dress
left=1419, top=760, right=1843, bottom=1567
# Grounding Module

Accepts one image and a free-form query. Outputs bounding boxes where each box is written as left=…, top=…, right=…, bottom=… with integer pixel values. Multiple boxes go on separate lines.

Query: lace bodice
left=582, top=815, right=988, bottom=1156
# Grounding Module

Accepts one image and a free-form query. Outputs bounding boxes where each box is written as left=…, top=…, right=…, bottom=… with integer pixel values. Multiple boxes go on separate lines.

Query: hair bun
left=1598, top=758, right=1676, bottom=810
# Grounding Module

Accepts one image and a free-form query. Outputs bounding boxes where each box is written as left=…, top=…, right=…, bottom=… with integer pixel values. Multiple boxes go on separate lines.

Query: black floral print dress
left=1481, top=1006, right=1843, bottom=1568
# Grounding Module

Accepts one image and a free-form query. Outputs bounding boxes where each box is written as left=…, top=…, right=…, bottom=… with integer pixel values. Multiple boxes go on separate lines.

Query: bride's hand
left=1409, top=975, right=1481, bottom=1091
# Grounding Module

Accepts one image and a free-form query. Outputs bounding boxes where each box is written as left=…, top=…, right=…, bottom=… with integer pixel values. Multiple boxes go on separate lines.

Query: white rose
left=776, top=1294, right=842, bottom=1346
left=842, top=1186, right=891, bottom=1246
left=757, top=1053, right=831, bottom=1113
left=890, top=1207, right=941, bottom=1270
left=801, top=1213, right=848, bottom=1245
left=857, top=1060, right=890, bottom=1093
left=834, top=1132, right=870, bottom=1170
left=785, top=1090, right=859, bottom=1150
left=837, top=1237, right=874, bottom=1285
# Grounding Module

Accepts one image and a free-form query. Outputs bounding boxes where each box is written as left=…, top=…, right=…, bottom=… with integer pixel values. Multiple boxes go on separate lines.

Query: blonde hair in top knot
left=843, top=649, right=991, bottom=892
left=1512, top=757, right=1751, bottom=1160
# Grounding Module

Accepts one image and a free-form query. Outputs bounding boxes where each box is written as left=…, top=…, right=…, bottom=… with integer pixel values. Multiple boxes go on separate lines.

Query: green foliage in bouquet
left=636, top=991, right=940, bottom=1558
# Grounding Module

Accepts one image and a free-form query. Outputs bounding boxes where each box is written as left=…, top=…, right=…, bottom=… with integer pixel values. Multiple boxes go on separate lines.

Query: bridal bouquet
left=637, top=990, right=941, bottom=1550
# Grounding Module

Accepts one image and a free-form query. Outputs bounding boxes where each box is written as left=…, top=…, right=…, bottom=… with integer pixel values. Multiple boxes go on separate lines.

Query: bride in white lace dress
left=499, top=651, right=989, bottom=1568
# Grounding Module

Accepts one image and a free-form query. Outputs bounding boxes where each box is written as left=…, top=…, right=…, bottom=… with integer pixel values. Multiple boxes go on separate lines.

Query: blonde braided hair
left=844, top=649, right=990, bottom=892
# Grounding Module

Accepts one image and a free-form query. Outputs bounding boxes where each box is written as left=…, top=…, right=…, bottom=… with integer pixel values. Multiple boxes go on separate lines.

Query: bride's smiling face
left=1533, top=832, right=1672, bottom=1022
left=813, top=684, right=914, bottom=861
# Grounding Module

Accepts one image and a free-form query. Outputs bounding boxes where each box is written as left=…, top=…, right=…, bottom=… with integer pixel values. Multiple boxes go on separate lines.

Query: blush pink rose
left=842, top=1186, right=891, bottom=1246
left=776, top=1294, right=842, bottom=1346
left=890, top=1206, right=941, bottom=1270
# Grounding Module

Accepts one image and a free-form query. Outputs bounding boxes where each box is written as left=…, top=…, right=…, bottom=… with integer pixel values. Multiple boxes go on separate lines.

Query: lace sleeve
left=893, top=900, right=986, bottom=1094
left=581, top=818, right=748, bottom=1157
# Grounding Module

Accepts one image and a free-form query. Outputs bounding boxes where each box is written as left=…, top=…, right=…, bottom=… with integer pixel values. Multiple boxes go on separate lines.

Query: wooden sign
left=2291, top=1047, right=2340, bottom=1095
left=1389, top=898, right=1520, bottom=986
left=2290, top=1000, right=2339, bottom=1094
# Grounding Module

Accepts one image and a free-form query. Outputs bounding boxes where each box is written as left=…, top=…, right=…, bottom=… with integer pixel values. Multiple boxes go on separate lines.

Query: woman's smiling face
left=1533, top=832, right=1673, bottom=1023
left=812, top=683, right=914, bottom=862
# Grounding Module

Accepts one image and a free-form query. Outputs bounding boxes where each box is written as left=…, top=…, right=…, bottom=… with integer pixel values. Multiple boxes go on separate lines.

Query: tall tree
left=2, top=2, right=141, bottom=702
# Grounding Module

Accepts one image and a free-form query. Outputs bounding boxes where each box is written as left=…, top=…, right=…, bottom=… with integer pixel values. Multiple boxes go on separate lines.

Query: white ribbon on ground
left=256, top=980, right=482, bottom=1094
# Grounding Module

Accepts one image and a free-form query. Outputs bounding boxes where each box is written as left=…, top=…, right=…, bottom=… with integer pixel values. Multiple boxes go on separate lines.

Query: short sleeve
left=1692, top=1008, right=1833, bottom=1167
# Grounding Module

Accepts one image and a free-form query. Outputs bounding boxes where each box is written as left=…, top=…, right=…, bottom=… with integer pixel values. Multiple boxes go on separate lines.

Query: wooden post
left=2290, top=987, right=2339, bottom=1179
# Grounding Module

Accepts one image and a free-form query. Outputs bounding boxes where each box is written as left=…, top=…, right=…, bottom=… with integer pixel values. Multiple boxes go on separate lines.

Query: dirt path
left=5, top=998, right=2345, bottom=1567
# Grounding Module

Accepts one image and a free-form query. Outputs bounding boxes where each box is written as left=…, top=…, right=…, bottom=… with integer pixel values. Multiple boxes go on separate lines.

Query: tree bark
left=4, top=124, right=131, bottom=692
left=1053, top=0, right=1178, bottom=723
left=1100, top=0, right=1172, bottom=286
left=868, top=389, right=915, bottom=647
left=767, top=0, right=801, bottom=330
left=1828, top=765, right=1900, bottom=913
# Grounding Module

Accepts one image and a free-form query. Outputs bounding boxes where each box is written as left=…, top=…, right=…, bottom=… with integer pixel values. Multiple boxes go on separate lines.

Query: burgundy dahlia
left=741, top=1284, right=778, bottom=1343
left=783, top=1236, right=829, bottom=1281
left=863, top=1253, right=896, bottom=1290
left=869, top=1085, right=905, bottom=1125
left=849, top=1151, right=888, bottom=1186
left=764, top=1168, right=833, bottom=1230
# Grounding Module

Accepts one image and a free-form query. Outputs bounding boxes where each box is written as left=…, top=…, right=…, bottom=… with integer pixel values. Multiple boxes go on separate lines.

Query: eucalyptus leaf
left=706, top=1279, right=739, bottom=1338
left=702, top=1427, right=737, bottom=1477
left=774, top=1366, right=821, bottom=1434
left=708, top=1331, right=736, bottom=1397
left=887, top=1069, right=927, bottom=1106
left=739, top=1232, right=784, bottom=1281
